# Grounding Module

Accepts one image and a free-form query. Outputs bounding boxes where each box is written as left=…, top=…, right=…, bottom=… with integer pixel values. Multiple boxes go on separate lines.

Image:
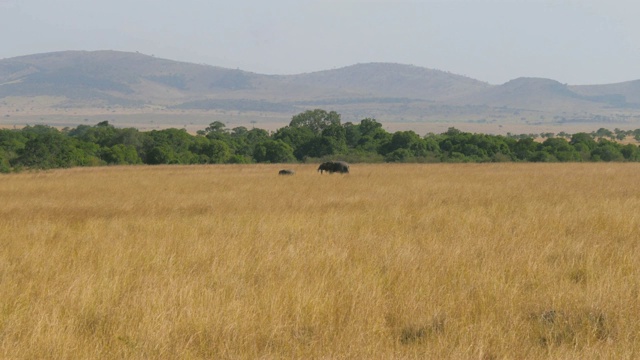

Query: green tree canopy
left=289, top=109, right=341, bottom=135
left=253, top=140, right=296, bottom=163
left=15, top=128, right=83, bottom=169
left=3, top=111, right=640, bottom=172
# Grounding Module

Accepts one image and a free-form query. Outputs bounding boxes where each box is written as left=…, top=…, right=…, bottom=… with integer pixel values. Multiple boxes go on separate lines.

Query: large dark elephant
left=317, top=161, right=350, bottom=174
left=332, top=161, right=350, bottom=174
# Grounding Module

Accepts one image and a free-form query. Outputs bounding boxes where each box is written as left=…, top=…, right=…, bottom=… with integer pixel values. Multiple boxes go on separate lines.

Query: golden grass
left=1, top=163, right=640, bottom=359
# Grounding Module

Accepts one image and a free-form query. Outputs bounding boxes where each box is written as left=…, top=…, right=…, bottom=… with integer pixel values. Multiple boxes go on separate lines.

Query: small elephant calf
left=278, top=169, right=295, bottom=175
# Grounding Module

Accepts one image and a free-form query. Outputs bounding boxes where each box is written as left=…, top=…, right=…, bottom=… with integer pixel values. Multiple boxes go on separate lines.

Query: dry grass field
left=1, top=163, right=640, bottom=359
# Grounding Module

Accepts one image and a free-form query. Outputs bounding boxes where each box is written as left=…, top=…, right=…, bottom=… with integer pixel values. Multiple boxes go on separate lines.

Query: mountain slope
left=288, top=63, right=490, bottom=101
left=0, top=51, right=495, bottom=110
left=0, top=50, right=266, bottom=105
left=1, top=50, right=639, bottom=127
left=571, top=80, right=640, bottom=107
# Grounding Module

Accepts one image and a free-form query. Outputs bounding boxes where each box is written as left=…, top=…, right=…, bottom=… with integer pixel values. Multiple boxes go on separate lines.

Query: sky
left=1, top=0, right=638, bottom=85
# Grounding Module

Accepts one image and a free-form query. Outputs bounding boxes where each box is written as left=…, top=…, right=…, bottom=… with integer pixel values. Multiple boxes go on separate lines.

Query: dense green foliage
left=2, top=109, right=640, bottom=172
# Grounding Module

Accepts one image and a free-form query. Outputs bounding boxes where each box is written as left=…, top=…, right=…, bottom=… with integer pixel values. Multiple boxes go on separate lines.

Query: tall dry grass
left=1, top=163, right=639, bottom=359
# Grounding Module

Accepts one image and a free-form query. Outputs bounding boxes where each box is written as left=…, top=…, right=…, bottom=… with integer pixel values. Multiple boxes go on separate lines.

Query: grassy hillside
left=2, top=51, right=640, bottom=129
left=571, top=80, right=640, bottom=106
left=1, top=163, right=639, bottom=358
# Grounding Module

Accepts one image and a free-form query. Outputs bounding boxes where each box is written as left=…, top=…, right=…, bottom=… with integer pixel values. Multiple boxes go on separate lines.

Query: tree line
left=2, top=109, right=640, bottom=173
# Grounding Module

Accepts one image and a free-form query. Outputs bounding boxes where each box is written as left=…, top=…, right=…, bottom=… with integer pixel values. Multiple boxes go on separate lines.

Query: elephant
left=317, top=162, right=332, bottom=174
left=278, top=169, right=295, bottom=175
left=317, top=161, right=350, bottom=174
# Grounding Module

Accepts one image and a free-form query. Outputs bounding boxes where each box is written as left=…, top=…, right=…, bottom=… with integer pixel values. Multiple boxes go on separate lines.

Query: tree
left=570, top=133, right=597, bottom=150
left=594, top=128, right=614, bottom=140
left=273, top=126, right=316, bottom=160
left=385, top=148, right=413, bottom=162
left=0, top=150, right=10, bottom=173
left=356, top=118, right=390, bottom=153
left=511, top=138, right=539, bottom=161
left=381, top=130, right=426, bottom=157
left=203, top=121, right=227, bottom=134
left=111, top=127, right=144, bottom=151
left=614, top=128, right=629, bottom=141
left=319, top=123, right=348, bottom=155
left=569, top=132, right=597, bottom=160
left=445, top=127, right=462, bottom=136
left=541, top=138, right=580, bottom=162
left=143, top=128, right=196, bottom=164
left=8, top=113, right=640, bottom=170
left=289, top=109, right=341, bottom=135
left=231, top=128, right=270, bottom=158
left=343, top=122, right=361, bottom=148
left=621, top=144, right=640, bottom=161
left=557, top=131, right=571, bottom=139
left=201, top=140, right=232, bottom=164
left=231, top=126, right=249, bottom=137
left=253, top=140, right=296, bottom=163
left=99, top=144, right=142, bottom=165
left=15, top=129, right=81, bottom=169
left=591, top=140, right=624, bottom=162
left=530, top=151, right=556, bottom=162
left=146, top=146, right=178, bottom=165
left=0, top=129, right=27, bottom=168
left=461, top=143, right=488, bottom=160
left=292, top=137, right=336, bottom=159
left=68, top=121, right=118, bottom=147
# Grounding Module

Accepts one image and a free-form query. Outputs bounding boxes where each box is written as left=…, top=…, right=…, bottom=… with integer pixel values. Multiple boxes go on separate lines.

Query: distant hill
left=1, top=50, right=639, bottom=130
left=571, top=80, right=640, bottom=106
left=287, top=63, right=490, bottom=101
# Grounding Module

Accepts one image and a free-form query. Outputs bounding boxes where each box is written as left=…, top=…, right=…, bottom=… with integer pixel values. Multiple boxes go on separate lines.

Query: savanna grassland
left=1, top=163, right=640, bottom=359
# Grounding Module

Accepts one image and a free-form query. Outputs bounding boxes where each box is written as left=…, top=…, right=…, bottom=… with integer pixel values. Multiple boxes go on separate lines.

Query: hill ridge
left=1, top=50, right=639, bottom=129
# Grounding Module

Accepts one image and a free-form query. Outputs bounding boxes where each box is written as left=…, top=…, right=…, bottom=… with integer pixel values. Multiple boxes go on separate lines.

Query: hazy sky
left=1, top=0, right=638, bottom=85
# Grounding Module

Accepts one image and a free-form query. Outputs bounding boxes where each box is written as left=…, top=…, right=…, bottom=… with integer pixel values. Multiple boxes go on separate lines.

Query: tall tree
left=289, top=109, right=341, bottom=135
left=16, top=129, right=81, bottom=169
left=253, top=140, right=296, bottom=163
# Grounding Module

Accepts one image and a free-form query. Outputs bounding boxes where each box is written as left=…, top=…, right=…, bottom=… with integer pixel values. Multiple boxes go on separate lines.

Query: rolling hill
left=1, top=50, right=639, bottom=131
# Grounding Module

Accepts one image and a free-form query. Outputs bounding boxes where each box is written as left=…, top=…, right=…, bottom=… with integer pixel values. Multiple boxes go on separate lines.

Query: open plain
left=1, top=163, right=639, bottom=359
